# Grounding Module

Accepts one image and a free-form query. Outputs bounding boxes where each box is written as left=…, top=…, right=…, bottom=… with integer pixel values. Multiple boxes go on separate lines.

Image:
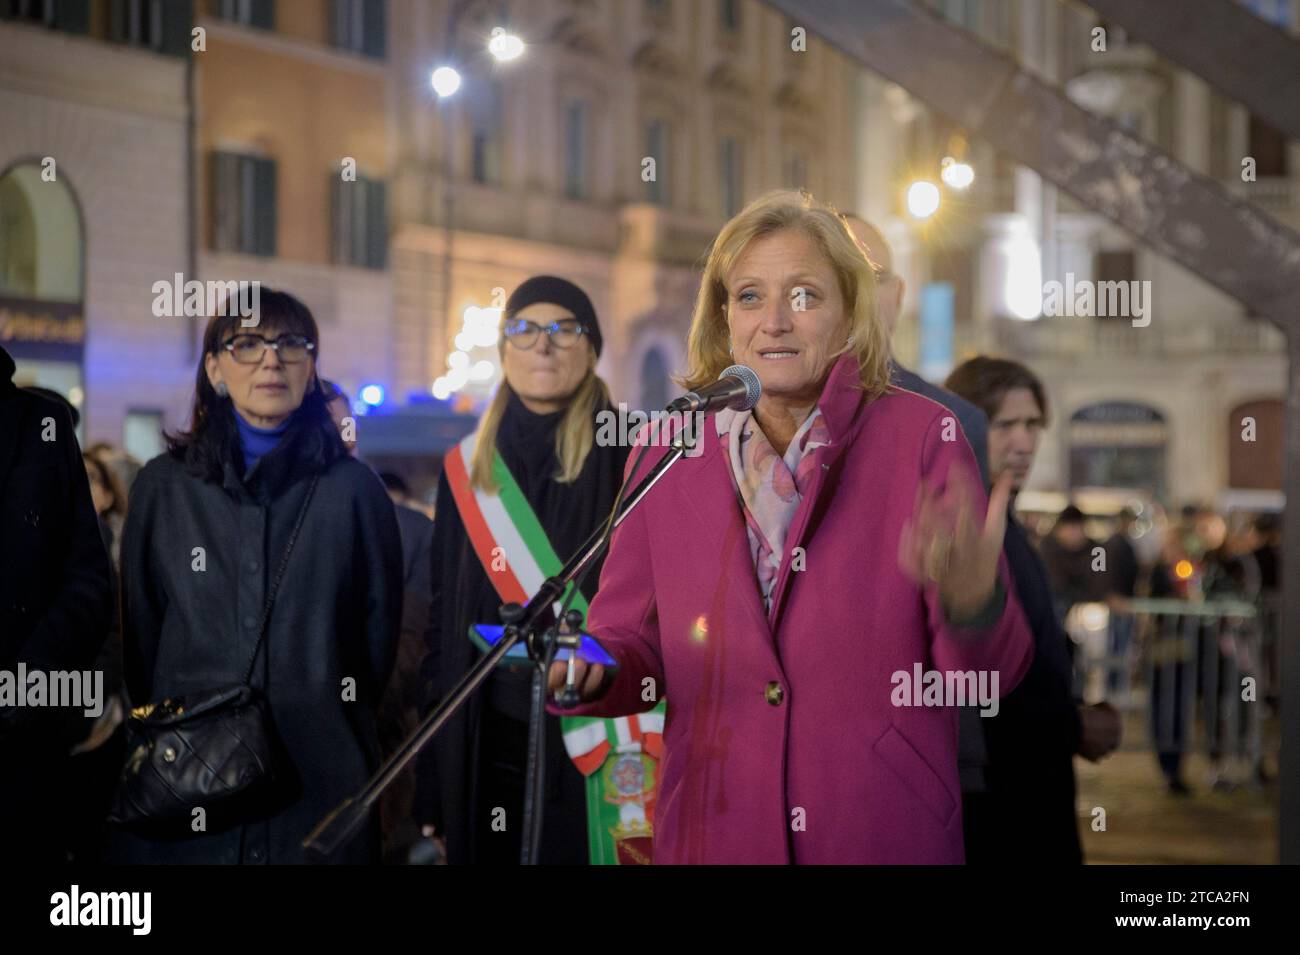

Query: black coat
left=0, top=347, right=112, bottom=862
left=417, top=392, right=628, bottom=864
left=110, top=423, right=403, bottom=864
left=973, top=511, right=1083, bottom=864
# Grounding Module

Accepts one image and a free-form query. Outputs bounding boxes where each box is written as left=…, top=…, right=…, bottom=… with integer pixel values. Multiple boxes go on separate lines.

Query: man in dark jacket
left=947, top=356, right=1121, bottom=864
left=843, top=215, right=989, bottom=481
left=0, top=344, right=112, bottom=863
left=844, top=215, right=994, bottom=814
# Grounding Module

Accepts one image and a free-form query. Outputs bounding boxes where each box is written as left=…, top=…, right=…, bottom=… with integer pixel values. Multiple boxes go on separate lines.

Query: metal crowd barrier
left=1066, top=597, right=1279, bottom=778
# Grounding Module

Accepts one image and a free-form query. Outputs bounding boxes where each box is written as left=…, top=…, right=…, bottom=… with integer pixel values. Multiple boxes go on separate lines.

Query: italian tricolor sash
left=444, top=429, right=666, bottom=865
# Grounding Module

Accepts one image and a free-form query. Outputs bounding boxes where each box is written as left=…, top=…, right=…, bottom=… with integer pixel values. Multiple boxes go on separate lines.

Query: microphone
left=666, top=364, right=761, bottom=414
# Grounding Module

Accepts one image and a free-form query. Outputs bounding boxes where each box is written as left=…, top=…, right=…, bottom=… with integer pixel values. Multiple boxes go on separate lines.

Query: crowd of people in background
left=0, top=189, right=1285, bottom=865
left=1031, top=500, right=1283, bottom=795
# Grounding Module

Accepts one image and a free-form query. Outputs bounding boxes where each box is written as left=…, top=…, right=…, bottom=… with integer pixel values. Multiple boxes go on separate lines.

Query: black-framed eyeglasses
left=501, top=318, right=588, bottom=350
left=220, top=333, right=316, bottom=365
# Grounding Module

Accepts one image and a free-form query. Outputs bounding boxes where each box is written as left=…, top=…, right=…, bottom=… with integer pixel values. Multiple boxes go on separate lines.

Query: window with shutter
left=217, top=0, right=272, bottom=29
left=55, top=0, right=91, bottom=34
left=332, top=173, right=388, bottom=269
left=211, top=151, right=276, bottom=256
left=366, top=179, right=388, bottom=268
left=564, top=101, right=589, bottom=200
left=329, top=0, right=385, bottom=59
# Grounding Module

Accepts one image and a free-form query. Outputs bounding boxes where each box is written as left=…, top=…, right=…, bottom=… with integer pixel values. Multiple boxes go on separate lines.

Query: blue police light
left=359, top=383, right=385, bottom=407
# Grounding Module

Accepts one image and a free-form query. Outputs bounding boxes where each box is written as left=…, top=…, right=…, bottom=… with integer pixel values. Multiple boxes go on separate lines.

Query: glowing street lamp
left=940, top=156, right=975, bottom=190
left=488, top=27, right=525, bottom=61
left=431, top=65, right=462, bottom=98
left=906, top=180, right=941, bottom=219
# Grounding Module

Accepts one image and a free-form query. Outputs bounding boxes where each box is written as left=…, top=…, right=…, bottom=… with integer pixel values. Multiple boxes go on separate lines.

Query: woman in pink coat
left=549, top=190, right=1033, bottom=864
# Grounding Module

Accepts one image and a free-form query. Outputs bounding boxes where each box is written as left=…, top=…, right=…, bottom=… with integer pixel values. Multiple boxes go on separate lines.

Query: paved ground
left=1075, top=714, right=1279, bottom=865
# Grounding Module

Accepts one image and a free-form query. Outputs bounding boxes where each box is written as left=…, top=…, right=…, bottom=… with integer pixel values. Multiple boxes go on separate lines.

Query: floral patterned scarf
left=716, top=406, right=831, bottom=616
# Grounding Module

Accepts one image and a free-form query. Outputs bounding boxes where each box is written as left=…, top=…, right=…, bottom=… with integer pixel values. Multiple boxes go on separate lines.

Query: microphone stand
left=303, top=422, right=700, bottom=863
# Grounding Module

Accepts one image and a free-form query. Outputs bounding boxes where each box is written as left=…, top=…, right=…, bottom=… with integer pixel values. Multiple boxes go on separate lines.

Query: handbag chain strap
left=238, top=472, right=321, bottom=687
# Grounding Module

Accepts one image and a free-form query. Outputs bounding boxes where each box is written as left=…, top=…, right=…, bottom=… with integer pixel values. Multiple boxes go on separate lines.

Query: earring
left=846, top=335, right=856, bottom=346
left=728, top=342, right=734, bottom=356
left=215, top=381, right=229, bottom=398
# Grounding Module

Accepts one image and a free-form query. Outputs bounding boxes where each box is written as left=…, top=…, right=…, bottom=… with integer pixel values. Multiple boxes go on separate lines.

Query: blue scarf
left=233, top=407, right=291, bottom=475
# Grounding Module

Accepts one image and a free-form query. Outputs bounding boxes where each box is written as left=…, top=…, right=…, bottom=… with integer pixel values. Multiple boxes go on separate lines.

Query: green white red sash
left=444, top=429, right=666, bottom=865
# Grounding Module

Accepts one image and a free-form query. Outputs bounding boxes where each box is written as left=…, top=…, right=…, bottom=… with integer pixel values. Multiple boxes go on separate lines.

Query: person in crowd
left=1146, top=532, right=1194, bottom=793
left=111, top=289, right=402, bottom=864
left=546, top=191, right=1033, bottom=864
left=380, top=472, right=435, bottom=597
left=1251, top=514, right=1281, bottom=715
left=1041, top=505, right=1106, bottom=624
left=1100, top=507, right=1141, bottom=694
left=1251, top=513, right=1281, bottom=597
left=1102, top=508, right=1140, bottom=600
left=945, top=356, right=1120, bottom=864
left=843, top=213, right=995, bottom=830
left=375, top=470, right=435, bottom=862
left=324, top=380, right=358, bottom=456
left=0, top=345, right=112, bottom=864
left=842, top=215, right=989, bottom=481
left=417, top=276, right=633, bottom=865
left=1201, top=514, right=1261, bottom=789
left=88, top=441, right=143, bottom=497
left=59, top=453, right=132, bottom=861
left=24, top=385, right=81, bottom=428
left=85, top=451, right=128, bottom=568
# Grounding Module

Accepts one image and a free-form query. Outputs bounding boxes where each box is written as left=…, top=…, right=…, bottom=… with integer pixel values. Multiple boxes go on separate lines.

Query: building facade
left=388, top=0, right=863, bottom=415
left=0, top=1, right=192, bottom=458
left=2, top=0, right=1293, bottom=510
left=854, top=0, right=1295, bottom=510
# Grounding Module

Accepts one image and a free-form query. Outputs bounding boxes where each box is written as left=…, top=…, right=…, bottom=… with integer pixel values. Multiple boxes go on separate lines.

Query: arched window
left=1069, top=401, right=1167, bottom=499
left=0, top=162, right=83, bottom=303
left=0, top=162, right=87, bottom=427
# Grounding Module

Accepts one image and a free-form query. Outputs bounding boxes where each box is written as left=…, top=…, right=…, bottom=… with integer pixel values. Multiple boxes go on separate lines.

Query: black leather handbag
left=109, top=474, right=319, bottom=828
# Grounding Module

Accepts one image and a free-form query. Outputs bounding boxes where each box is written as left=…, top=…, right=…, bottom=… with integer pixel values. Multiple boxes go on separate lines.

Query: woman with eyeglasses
left=416, top=276, right=637, bottom=865
left=110, top=289, right=402, bottom=864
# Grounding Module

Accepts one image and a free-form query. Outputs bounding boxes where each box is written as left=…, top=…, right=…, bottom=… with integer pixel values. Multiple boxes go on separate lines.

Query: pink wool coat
left=554, top=355, right=1033, bottom=863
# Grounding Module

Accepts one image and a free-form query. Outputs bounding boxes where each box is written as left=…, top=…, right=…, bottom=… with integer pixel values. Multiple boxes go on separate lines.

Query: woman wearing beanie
left=417, top=276, right=647, bottom=865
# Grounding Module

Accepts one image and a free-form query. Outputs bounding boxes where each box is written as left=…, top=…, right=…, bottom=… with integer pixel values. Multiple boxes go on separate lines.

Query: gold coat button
left=764, top=681, right=784, bottom=706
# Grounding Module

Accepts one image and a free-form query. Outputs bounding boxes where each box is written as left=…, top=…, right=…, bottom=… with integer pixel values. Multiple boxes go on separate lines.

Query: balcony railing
left=990, top=315, right=1286, bottom=357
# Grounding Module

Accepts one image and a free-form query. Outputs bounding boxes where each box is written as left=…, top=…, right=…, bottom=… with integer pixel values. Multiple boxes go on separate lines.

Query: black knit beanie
left=503, top=275, right=602, bottom=357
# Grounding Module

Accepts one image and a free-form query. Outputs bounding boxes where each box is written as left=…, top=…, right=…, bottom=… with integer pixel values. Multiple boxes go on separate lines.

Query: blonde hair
left=469, top=345, right=611, bottom=492
left=681, top=189, right=891, bottom=401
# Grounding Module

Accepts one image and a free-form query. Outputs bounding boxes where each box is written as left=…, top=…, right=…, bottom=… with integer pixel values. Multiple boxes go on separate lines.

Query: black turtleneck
left=417, top=383, right=628, bottom=863
left=493, top=389, right=627, bottom=599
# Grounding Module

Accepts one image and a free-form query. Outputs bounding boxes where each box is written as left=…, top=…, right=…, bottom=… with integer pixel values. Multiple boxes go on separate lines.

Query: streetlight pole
left=437, top=0, right=476, bottom=398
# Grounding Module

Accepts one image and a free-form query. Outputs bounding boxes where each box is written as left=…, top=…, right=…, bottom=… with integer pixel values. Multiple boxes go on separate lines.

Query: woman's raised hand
left=899, top=468, right=1013, bottom=622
